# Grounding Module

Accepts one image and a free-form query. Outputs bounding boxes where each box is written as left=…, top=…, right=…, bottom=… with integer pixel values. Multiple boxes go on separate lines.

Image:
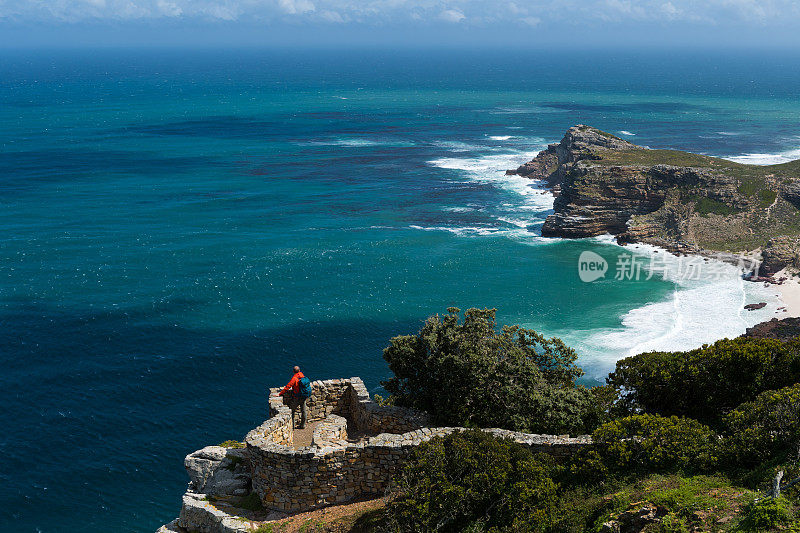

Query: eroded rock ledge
left=509, top=125, right=800, bottom=273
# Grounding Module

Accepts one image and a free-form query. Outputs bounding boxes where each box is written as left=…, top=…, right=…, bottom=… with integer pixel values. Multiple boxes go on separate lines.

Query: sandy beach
left=775, top=268, right=800, bottom=318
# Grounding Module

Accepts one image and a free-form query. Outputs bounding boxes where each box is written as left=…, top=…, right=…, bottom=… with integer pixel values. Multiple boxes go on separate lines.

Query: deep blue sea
left=2, top=48, right=800, bottom=532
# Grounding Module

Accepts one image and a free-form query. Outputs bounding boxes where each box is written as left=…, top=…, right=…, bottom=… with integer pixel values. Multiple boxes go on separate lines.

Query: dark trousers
left=287, top=393, right=308, bottom=429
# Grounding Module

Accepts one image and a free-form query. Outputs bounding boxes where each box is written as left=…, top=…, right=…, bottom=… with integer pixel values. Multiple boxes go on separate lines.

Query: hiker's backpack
left=298, top=376, right=313, bottom=399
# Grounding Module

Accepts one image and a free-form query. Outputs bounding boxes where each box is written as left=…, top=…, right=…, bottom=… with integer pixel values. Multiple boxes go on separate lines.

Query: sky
left=0, top=0, right=799, bottom=48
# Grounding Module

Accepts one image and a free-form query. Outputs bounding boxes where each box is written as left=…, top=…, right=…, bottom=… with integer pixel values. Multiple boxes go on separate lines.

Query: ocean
left=2, top=47, right=799, bottom=532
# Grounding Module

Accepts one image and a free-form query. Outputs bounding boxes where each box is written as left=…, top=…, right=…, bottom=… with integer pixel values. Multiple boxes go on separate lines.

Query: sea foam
left=422, top=140, right=554, bottom=242
left=301, top=137, right=415, bottom=148
left=561, top=242, right=782, bottom=378
left=724, top=147, right=800, bottom=165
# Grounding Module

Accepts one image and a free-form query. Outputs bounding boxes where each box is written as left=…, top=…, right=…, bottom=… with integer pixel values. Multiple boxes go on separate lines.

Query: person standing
left=278, top=366, right=312, bottom=429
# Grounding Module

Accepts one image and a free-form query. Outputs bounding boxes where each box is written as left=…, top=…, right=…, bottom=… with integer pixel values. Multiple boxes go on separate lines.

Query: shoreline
left=545, top=234, right=784, bottom=380
left=775, top=268, right=800, bottom=318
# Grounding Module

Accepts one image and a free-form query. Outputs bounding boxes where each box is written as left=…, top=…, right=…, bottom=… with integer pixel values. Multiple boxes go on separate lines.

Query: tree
left=587, top=414, right=719, bottom=476
left=385, top=430, right=557, bottom=532
left=724, top=383, right=800, bottom=467
left=607, top=338, right=800, bottom=427
left=381, top=307, right=598, bottom=434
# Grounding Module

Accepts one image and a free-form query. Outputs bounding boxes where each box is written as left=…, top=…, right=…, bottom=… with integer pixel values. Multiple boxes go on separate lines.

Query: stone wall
left=244, top=377, right=591, bottom=514
left=311, top=414, right=348, bottom=447
left=248, top=410, right=292, bottom=448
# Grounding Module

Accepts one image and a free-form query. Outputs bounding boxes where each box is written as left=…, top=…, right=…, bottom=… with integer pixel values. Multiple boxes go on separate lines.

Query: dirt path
left=291, top=420, right=322, bottom=448
left=268, top=496, right=387, bottom=532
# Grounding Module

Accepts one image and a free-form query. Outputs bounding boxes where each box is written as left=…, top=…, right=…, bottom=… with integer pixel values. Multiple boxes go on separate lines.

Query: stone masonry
left=244, top=377, right=591, bottom=514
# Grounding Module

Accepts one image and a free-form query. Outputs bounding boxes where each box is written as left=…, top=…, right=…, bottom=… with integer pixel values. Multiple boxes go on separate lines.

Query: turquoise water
left=2, top=48, right=799, bottom=531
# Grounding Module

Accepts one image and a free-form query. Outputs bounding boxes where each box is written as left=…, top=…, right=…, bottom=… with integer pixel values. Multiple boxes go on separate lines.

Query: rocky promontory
left=510, top=125, right=800, bottom=273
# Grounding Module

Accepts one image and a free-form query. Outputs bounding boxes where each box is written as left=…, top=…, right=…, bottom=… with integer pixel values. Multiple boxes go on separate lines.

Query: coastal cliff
left=509, top=125, right=800, bottom=273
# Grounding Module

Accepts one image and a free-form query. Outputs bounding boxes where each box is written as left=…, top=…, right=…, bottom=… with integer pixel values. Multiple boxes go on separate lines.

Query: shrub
left=587, top=415, right=719, bottom=475
left=385, top=429, right=557, bottom=532
left=724, top=383, right=800, bottom=467
left=736, top=497, right=792, bottom=532
left=382, top=307, right=598, bottom=434
left=759, top=189, right=778, bottom=208
left=694, top=197, right=740, bottom=217
left=608, top=337, right=800, bottom=427
left=218, top=439, right=245, bottom=448
left=654, top=513, right=690, bottom=532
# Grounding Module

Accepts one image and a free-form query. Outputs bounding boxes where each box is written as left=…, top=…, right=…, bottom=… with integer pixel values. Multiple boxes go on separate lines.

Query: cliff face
left=510, top=125, right=800, bottom=272
left=508, top=124, right=640, bottom=195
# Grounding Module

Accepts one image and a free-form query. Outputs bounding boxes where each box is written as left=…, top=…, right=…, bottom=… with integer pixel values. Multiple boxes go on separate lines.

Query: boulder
left=782, top=181, right=800, bottom=208
left=156, top=519, right=187, bottom=533
left=184, top=446, right=250, bottom=497
left=601, top=502, right=668, bottom=533
left=760, top=236, right=800, bottom=276
left=177, top=493, right=254, bottom=533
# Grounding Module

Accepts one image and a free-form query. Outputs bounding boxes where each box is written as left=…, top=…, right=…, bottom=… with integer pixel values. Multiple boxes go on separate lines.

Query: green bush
left=736, top=497, right=792, bottom=532
left=385, top=429, right=557, bottom=532
left=654, top=513, right=690, bottom=532
left=382, top=307, right=600, bottom=434
left=724, top=383, right=800, bottom=467
left=586, top=415, right=719, bottom=475
left=608, top=337, right=800, bottom=427
left=738, top=178, right=761, bottom=196
left=759, top=189, right=778, bottom=208
left=693, top=197, right=740, bottom=216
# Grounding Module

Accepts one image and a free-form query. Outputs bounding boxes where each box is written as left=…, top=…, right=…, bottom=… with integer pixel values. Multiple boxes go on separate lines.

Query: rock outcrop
left=510, top=125, right=800, bottom=269
left=745, top=317, right=800, bottom=341
left=760, top=236, right=800, bottom=275
left=508, top=124, right=640, bottom=195
left=184, top=446, right=250, bottom=497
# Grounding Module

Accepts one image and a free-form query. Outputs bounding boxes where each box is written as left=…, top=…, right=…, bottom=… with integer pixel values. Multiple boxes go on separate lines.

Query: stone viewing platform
left=157, top=377, right=591, bottom=533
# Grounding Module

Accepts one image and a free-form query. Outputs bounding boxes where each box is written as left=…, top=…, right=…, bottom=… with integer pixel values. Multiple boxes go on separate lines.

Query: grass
left=219, top=439, right=246, bottom=448
left=553, top=475, right=760, bottom=532
left=760, top=189, right=778, bottom=208
left=224, top=455, right=243, bottom=471
left=593, top=148, right=800, bottom=181
left=570, top=140, right=800, bottom=252
left=577, top=124, right=622, bottom=140
left=596, top=148, right=727, bottom=169
left=695, top=198, right=800, bottom=251
left=237, top=492, right=264, bottom=512
left=250, top=498, right=388, bottom=533
left=738, top=178, right=762, bottom=196
left=693, top=197, right=741, bottom=217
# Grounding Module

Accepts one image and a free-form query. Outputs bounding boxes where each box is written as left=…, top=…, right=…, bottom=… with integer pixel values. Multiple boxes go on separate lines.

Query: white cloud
left=1, top=0, right=799, bottom=27
left=278, top=0, right=315, bottom=15
left=319, top=9, right=343, bottom=22
left=521, top=16, right=540, bottom=26
left=156, top=0, right=181, bottom=16
left=439, top=8, right=465, bottom=23
left=660, top=1, right=679, bottom=17
left=201, top=4, right=239, bottom=20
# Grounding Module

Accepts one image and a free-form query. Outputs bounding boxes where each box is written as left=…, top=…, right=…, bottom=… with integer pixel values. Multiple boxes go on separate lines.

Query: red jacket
left=279, top=371, right=305, bottom=396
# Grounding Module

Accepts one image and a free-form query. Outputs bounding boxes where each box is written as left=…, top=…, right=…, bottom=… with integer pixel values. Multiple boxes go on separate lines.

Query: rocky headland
left=508, top=125, right=800, bottom=275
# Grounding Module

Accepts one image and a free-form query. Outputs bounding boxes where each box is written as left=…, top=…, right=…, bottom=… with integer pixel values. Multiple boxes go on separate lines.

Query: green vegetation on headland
left=595, top=147, right=800, bottom=182
left=368, top=308, right=800, bottom=532
left=526, top=125, right=800, bottom=261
